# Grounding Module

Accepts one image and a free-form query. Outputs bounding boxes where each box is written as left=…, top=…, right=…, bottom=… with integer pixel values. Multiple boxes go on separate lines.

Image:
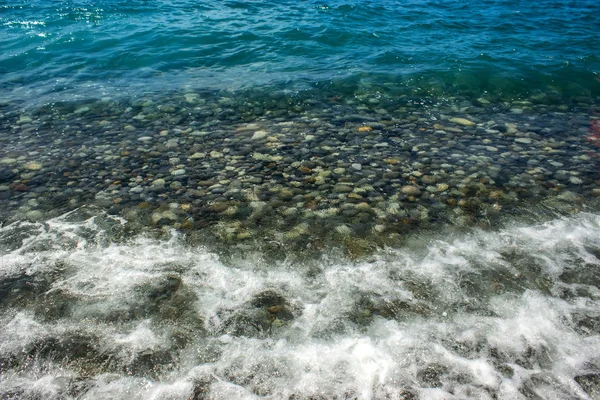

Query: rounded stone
left=0, top=168, right=16, bottom=183
left=24, top=162, right=43, bottom=171
left=334, top=184, right=353, bottom=193
left=515, top=138, right=532, bottom=144
left=252, top=130, right=268, bottom=140
left=421, top=175, right=437, bottom=184
left=401, top=185, right=421, bottom=196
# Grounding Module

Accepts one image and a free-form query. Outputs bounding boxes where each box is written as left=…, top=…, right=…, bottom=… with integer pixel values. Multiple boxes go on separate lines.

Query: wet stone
left=574, top=375, right=600, bottom=399
left=0, top=90, right=599, bottom=255
left=248, top=177, right=263, bottom=184
left=334, top=184, right=353, bottom=193
left=252, top=130, right=268, bottom=140
left=449, top=117, right=475, bottom=126
left=401, top=185, right=420, bottom=196
left=416, top=364, right=448, bottom=388
left=23, top=162, right=42, bottom=171
left=515, top=137, right=533, bottom=144
left=218, top=290, right=299, bottom=337
left=0, top=168, right=16, bottom=183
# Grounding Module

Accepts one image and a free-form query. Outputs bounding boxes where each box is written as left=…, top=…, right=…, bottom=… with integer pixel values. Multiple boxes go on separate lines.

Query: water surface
left=1, top=1, right=600, bottom=399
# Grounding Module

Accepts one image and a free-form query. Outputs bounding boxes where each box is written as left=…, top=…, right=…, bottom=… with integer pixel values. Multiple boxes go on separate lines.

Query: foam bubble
left=0, top=212, right=599, bottom=398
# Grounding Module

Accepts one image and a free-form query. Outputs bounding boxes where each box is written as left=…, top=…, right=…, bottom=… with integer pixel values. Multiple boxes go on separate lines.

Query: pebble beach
left=2, top=1, right=600, bottom=398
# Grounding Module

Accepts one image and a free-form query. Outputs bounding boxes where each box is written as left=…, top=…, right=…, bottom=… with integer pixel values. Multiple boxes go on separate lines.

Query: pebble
left=23, top=162, right=42, bottom=171
left=74, top=106, right=90, bottom=115
left=569, top=176, right=583, bottom=185
left=449, top=117, right=475, bottom=126
left=334, top=184, right=353, bottom=193
left=335, top=224, right=353, bottom=235
left=515, top=138, right=532, bottom=144
left=421, top=175, right=437, bottom=184
left=17, top=116, right=32, bottom=124
left=401, top=185, right=420, bottom=196
left=0, top=89, right=598, bottom=253
left=557, top=191, right=583, bottom=203
left=252, top=130, right=268, bottom=140
left=0, top=158, right=17, bottom=165
left=436, top=183, right=449, bottom=192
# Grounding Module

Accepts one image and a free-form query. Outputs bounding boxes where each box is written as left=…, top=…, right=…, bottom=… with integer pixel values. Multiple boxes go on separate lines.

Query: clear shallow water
left=1, top=0, right=600, bottom=105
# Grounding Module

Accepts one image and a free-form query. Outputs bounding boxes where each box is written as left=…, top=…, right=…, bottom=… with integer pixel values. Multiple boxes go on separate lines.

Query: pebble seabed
left=1, top=86, right=600, bottom=399
left=1, top=87, right=600, bottom=254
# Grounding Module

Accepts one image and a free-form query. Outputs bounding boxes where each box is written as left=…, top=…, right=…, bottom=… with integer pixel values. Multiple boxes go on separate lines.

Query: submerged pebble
left=0, top=89, right=597, bottom=255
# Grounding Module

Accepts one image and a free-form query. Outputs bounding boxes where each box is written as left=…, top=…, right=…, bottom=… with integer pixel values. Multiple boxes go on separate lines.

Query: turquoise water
left=1, top=0, right=600, bottom=104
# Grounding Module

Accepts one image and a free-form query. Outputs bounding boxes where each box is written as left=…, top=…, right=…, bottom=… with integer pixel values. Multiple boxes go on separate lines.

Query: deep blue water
left=1, top=0, right=600, bottom=105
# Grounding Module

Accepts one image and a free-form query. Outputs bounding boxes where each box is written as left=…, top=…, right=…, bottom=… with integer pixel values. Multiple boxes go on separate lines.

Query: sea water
left=1, top=0, right=599, bottom=104
left=1, top=1, right=600, bottom=399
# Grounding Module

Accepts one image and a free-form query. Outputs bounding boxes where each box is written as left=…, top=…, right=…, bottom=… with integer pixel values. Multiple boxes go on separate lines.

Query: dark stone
left=251, top=289, right=287, bottom=308
left=575, top=373, right=600, bottom=398
left=0, top=273, right=36, bottom=303
left=126, top=348, right=174, bottom=378
left=417, top=364, right=448, bottom=388
left=148, top=275, right=182, bottom=302
left=220, top=308, right=273, bottom=337
left=491, top=124, right=507, bottom=133
left=0, top=168, right=16, bottom=184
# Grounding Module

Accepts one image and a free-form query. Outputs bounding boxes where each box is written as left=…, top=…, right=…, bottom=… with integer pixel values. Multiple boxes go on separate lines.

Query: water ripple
left=0, top=0, right=599, bottom=103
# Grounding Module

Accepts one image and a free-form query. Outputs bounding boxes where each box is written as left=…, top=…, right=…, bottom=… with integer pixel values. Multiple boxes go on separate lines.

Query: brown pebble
left=267, top=305, right=283, bottom=313
left=210, top=202, right=230, bottom=213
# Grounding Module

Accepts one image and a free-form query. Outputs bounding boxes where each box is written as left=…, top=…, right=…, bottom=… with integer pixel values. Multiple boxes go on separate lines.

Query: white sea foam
left=0, top=211, right=599, bottom=399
